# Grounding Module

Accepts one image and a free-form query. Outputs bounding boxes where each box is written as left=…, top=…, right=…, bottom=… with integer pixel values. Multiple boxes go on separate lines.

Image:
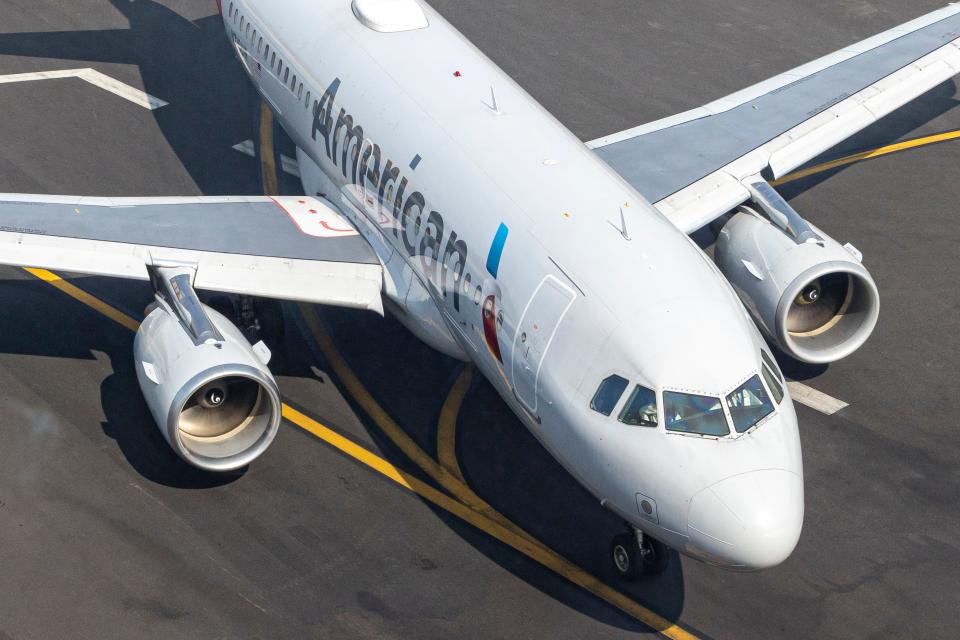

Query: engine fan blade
left=786, top=273, right=851, bottom=335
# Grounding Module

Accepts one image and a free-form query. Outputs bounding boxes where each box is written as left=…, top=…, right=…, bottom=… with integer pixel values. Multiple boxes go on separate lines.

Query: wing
left=0, top=194, right=384, bottom=313
left=590, top=6, right=960, bottom=234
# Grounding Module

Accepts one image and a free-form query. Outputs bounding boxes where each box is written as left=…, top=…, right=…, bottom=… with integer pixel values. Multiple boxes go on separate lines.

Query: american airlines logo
left=311, top=78, right=471, bottom=311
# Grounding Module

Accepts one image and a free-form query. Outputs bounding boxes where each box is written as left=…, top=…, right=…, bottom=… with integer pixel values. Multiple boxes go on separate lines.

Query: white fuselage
left=225, top=0, right=805, bottom=570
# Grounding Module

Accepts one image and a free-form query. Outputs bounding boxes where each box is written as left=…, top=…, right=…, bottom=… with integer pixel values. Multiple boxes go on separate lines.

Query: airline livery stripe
left=485, top=222, right=509, bottom=278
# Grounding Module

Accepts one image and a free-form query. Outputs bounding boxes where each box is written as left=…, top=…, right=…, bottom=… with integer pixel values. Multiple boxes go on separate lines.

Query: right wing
left=0, top=194, right=384, bottom=313
left=590, top=5, right=960, bottom=234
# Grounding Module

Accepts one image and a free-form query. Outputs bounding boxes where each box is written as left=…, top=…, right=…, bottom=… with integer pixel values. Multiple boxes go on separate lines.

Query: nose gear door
left=510, top=275, right=576, bottom=414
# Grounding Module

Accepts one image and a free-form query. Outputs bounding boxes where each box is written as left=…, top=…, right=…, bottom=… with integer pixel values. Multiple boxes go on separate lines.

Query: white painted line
left=0, top=68, right=168, bottom=110
left=787, top=381, right=849, bottom=415
left=232, top=139, right=301, bottom=178
left=232, top=139, right=256, bottom=156
left=76, top=69, right=167, bottom=110
left=280, top=155, right=301, bottom=178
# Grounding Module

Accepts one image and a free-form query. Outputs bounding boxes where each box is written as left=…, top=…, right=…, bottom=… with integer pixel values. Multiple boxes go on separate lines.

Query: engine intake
left=134, top=303, right=281, bottom=472
left=715, top=207, right=879, bottom=364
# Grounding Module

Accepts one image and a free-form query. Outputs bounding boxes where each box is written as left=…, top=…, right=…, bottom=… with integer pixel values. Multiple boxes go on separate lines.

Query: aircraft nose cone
left=687, top=469, right=804, bottom=570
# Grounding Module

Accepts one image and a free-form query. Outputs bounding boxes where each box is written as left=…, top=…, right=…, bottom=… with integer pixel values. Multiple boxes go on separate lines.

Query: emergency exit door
left=511, top=275, right=576, bottom=414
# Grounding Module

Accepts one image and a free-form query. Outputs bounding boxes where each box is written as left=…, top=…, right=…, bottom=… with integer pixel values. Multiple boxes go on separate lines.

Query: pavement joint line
left=786, top=381, right=849, bottom=415
left=772, top=128, right=960, bottom=184
left=20, top=265, right=696, bottom=640
left=0, top=68, right=168, bottom=110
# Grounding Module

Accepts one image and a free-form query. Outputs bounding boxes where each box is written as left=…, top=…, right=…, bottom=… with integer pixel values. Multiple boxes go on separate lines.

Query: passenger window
left=283, top=67, right=289, bottom=83
left=291, top=74, right=297, bottom=91
left=663, top=391, right=729, bottom=437
left=726, top=375, right=775, bottom=433
left=257, top=37, right=263, bottom=53
left=761, top=365, right=784, bottom=405
left=619, top=385, right=658, bottom=427
left=297, top=83, right=303, bottom=99
left=305, top=90, right=311, bottom=108
left=228, top=3, right=233, bottom=16
left=245, top=23, right=251, bottom=37
left=590, top=375, right=628, bottom=417
left=240, top=16, right=244, bottom=29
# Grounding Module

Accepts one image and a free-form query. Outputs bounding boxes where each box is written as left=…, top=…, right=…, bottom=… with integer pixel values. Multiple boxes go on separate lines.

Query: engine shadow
left=0, top=271, right=323, bottom=490
left=294, top=302, right=688, bottom=633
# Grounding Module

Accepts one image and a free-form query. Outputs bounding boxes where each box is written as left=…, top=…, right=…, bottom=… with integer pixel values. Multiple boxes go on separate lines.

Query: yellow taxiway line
left=24, top=268, right=141, bottom=332
left=258, top=100, right=279, bottom=196
left=436, top=365, right=473, bottom=484
left=772, top=128, right=960, bottom=185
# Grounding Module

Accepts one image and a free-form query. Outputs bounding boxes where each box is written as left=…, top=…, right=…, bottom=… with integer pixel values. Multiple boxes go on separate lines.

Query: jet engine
left=134, top=271, right=281, bottom=472
left=715, top=206, right=879, bottom=364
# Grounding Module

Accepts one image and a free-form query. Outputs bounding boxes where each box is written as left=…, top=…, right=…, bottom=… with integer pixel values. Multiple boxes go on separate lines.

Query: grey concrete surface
left=0, top=1, right=957, bottom=638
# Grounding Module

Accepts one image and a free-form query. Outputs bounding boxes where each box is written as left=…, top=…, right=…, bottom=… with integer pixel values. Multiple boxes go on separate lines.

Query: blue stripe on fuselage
left=486, top=223, right=509, bottom=278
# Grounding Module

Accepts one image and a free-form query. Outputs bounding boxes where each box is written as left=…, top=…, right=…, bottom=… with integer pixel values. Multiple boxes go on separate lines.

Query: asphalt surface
left=0, top=1, right=958, bottom=638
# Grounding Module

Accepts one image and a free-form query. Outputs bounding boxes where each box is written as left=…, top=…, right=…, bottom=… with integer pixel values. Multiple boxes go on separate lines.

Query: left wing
left=0, top=194, right=384, bottom=313
left=590, top=5, right=960, bottom=233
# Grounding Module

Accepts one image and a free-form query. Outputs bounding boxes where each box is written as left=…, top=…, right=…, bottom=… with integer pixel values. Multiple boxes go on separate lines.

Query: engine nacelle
left=715, top=207, right=879, bottom=364
left=134, top=304, right=281, bottom=472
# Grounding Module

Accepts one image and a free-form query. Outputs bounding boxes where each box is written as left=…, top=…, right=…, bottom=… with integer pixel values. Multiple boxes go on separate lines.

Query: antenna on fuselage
left=486, top=86, right=502, bottom=115
left=609, top=207, right=631, bottom=241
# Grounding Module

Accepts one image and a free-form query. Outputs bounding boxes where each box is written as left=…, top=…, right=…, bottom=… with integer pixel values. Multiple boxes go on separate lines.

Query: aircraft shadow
left=308, top=303, right=687, bottom=633
left=0, top=0, right=262, bottom=195
left=0, top=265, right=683, bottom=630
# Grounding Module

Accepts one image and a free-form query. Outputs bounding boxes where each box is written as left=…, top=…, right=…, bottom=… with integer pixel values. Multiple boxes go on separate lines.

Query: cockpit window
left=761, top=364, right=784, bottom=404
left=618, top=385, right=658, bottom=427
left=590, top=375, right=628, bottom=416
left=761, top=350, right=784, bottom=383
left=663, top=391, right=729, bottom=437
left=726, top=375, right=775, bottom=432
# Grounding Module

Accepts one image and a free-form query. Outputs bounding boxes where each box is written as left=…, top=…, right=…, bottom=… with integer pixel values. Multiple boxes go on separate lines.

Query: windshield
left=726, top=375, right=775, bottom=432
left=663, top=391, right=729, bottom=437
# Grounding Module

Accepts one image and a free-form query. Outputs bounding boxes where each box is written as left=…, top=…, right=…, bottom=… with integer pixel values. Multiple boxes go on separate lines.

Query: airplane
left=0, top=0, right=956, bottom=578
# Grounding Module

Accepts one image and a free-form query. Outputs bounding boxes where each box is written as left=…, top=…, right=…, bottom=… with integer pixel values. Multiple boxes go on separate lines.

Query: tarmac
left=0, top=1, right=956, bottom=638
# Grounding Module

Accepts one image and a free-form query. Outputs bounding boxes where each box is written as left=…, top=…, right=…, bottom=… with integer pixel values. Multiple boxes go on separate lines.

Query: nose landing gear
left=610, top=526, right=670, bottom=581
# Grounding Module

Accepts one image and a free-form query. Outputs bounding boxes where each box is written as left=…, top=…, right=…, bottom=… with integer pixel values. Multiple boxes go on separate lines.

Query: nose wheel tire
left=611, top=531, right=670, bottom=581
left=611, top=533, right=642, bottom=581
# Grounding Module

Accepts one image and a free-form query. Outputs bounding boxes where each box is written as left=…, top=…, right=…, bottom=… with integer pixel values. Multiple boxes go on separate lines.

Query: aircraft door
left=511, top=275, right=576, bottom=414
